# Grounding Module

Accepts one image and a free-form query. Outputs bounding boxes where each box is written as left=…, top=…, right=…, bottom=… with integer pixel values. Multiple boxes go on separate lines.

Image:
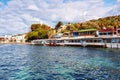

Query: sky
left=0, top=0, right=120, bottom=35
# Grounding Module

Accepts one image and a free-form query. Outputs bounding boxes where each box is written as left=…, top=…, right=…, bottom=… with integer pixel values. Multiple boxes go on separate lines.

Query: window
left=114, top=32, right=116, bottom=34
left=103, top=33, right=107, bottom=35
left=108, top=32, right=112, bottom=35
left=118, top=30, right=120, bottom=33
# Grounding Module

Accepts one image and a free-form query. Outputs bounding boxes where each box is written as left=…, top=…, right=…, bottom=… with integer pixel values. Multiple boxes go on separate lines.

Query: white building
left=2, top=35, right=12, bottom=43
left=57, top=25, right=67, bottom=33
left=13, top=33, right=27, bottom=43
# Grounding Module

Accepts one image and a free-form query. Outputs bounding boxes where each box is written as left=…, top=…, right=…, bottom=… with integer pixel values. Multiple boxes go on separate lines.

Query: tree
left=55, top=21, right=63, bottom=30
left=26, top=24, right=51, bottom=41
left=31, top=24, right=41, bottom=31
left=26, top=31, right=39, bottom=41
left=38, top=29, right=48, bottom=39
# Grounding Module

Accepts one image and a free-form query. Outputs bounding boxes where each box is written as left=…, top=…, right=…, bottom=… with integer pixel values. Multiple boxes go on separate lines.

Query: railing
left=106, top=43, right=120, bottom=48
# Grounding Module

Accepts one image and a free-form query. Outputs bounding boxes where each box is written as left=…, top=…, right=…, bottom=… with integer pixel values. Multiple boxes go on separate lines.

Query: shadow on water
left=0, top=44, right=120, bottom=80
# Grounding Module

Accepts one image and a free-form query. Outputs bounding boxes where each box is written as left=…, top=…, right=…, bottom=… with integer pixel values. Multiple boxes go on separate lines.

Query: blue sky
left=0, top=0, right=10, bottom=5
left=0, top=0, right=120, bottom=35
left=104, top=0, right=116, bottom=5
left=0, top=0, right=116, bottom=5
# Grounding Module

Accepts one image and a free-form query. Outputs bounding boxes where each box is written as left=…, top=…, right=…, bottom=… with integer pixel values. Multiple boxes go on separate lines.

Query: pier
left=32, top=37, right=120, bottom=49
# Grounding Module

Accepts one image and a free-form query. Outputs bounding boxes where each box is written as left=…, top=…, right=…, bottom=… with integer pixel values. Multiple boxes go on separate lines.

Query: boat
left=46, top=42, right=56, bottom=46
left=31, top=39, right=47, bottom=45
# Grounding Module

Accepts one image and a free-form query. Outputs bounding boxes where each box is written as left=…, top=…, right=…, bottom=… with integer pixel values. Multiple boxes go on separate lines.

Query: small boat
left=46, top=42, right=56, bottom=46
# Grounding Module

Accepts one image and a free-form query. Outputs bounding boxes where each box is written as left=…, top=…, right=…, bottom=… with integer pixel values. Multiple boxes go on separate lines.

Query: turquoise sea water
left=0, top=44, right=120, bottom=80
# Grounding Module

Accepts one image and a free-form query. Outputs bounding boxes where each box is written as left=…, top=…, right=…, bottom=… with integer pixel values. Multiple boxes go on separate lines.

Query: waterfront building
left=2, top=35, right=13, bottom=43
left=61, top=32, right=70, bottom=39
left=32, top=27, right=120, bottom=48
left=77, top=29, right=97, bottom=38
left=98, top=28, right=117, bottom=37
left=13, top=33, right=27, bottom=43
left=54, top=33, right=64, bottom=39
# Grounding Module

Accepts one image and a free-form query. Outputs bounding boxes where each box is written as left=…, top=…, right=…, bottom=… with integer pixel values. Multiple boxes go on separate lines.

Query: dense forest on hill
left=26, top=15, right=120, bottom=41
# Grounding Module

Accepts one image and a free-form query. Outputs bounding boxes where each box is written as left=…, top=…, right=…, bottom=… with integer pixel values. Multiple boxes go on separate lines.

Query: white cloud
left=27, top=4, right=40, bottom=11
left=0, top=0, right=120, bottom=34
left=117, top=0, right=120, bottom=2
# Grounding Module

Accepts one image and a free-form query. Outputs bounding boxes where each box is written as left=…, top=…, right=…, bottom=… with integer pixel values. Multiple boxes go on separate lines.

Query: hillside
left=26, top=15, right=120, bottom=41
left=55, top=15, right=120, bottom=33
left=78, top=15, right=120, bottom=30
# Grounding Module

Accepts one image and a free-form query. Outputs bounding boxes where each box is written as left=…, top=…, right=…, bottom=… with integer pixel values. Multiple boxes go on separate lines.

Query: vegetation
left=55, top=21, right=63, bottom=30
left=26, top=15, right=120, bottom=41
left=26, top=24, right=51, bottom=41
left=75, top=15, right=120, bottom=30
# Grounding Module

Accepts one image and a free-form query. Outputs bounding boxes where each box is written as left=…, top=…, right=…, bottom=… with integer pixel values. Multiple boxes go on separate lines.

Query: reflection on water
left=0, top=44, right=120, bottom=80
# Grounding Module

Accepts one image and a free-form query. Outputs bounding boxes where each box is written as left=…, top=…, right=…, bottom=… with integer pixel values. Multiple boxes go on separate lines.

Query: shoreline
left=0, top=42, right=32, bottom=45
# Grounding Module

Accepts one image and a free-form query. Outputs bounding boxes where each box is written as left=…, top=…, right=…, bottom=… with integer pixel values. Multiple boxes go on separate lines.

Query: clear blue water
left=0, top=44, right=120, bottom=80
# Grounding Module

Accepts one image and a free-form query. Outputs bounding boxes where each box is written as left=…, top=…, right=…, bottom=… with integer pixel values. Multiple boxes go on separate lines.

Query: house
left=72, top=32, right=79, bottom=37
left=98, top=28, right=117, bottom=37
left=56, top=25, right=67, bottom=33
left=71, top=29, right=97, bottom=38
left=3, top=35, right=13, bottom=43
left=56, top=29, right=97, bottom=39
left=62, top=32, right=70, bottom=38
left=54, top=33, right=64, bottom=39
left=79, top=29, right=97, bottom=36
left=13, top=33, right=27, bottom=43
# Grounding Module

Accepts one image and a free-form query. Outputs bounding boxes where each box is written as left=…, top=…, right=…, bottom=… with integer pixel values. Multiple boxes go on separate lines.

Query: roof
left=99, top=29, right=115, bottom=33
left=0, top=37, right=4, bottom=40
left=79, top=29, right=97, bottom=32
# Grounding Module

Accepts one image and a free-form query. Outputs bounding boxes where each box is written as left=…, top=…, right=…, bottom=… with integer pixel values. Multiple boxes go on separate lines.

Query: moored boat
left=46, top=42, right=56, bottom=46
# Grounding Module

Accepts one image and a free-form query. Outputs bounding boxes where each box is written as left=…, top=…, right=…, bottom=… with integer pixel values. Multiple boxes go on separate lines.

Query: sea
left=0, top=44, right=120, bottom=80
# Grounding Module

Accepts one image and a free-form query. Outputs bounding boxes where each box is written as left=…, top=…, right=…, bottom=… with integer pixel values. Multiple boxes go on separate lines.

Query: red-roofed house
left=98, top=28, right=117, bottom=37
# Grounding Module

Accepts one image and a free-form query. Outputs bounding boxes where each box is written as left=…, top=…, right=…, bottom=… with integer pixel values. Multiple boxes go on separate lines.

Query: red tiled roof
left=99, top=29, right=115, bottom=32
left=0, top=37, right=4, bottom=40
